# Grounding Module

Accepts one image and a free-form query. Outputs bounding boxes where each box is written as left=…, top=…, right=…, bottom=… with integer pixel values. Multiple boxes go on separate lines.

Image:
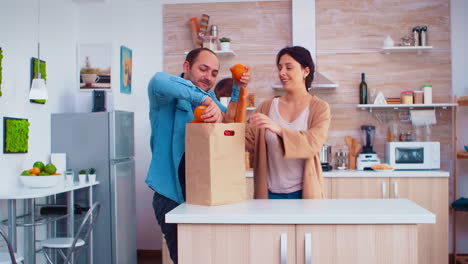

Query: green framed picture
left=3, top=117, right=30, bottom=153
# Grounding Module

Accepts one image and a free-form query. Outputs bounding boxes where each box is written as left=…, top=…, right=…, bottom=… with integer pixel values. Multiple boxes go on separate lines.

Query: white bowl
left=19, top=175, right=62, bottom=188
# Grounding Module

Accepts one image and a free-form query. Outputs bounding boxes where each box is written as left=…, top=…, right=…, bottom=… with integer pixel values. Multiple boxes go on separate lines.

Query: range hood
left=274, top=0, right=338, bottom=90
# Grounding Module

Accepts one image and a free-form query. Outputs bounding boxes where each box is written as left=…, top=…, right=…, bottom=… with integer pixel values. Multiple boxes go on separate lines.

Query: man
left=146, top=48, right=250, bottom=264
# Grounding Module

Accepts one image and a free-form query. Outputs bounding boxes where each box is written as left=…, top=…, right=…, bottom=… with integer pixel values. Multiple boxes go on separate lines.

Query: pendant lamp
left=29, top=0, right=48, bottom=100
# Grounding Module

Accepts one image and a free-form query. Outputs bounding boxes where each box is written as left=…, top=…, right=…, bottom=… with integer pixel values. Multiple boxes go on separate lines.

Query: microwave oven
left=386, top=141, right=440, bottom=170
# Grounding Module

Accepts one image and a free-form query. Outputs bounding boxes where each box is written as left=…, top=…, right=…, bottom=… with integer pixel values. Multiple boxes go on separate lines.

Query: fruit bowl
left=20, top=174, right=62, bottom=188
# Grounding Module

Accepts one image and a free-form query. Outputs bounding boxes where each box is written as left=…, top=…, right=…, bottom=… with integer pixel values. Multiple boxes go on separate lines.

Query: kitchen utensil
left=335, top=150, right=348, bottom=170
left=320, top=145, right=333, bottom=171
left=360, top=125, right=376, bottom=153
left=345, top=136, right=356, bottom=169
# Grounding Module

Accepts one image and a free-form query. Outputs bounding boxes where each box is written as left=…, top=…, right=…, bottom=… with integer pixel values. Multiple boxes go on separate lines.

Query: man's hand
left=234, top=66, right=251, bottom=87
left=201, top=96, right=223, bottom=123
left=249, top=113, right=283, bottom=137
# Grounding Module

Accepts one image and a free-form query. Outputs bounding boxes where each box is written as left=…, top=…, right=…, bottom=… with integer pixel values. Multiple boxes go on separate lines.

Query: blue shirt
left=146, top=72, right=239, bottom=203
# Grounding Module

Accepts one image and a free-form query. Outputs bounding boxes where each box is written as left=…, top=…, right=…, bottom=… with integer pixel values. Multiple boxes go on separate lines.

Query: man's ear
left=183, top=61, right=190, bottom=74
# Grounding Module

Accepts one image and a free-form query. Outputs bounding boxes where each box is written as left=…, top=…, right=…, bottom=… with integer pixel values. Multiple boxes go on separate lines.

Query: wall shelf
left=357, top=103, right=457, bottom=112
left=381, top=46, right=433, bottom=55
left=457, top=152, right=468, bottom=159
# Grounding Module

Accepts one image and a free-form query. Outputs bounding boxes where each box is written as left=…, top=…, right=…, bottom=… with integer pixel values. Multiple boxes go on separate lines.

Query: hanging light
left=29, top=0, right=48, bottom=100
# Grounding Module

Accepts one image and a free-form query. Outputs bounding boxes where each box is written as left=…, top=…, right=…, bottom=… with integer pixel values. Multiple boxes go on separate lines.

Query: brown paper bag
left=185, top=123, right=246, bottom=206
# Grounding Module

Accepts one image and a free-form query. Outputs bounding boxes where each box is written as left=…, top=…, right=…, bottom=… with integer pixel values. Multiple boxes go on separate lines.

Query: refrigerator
left=51, top=111, right=137, bottom=264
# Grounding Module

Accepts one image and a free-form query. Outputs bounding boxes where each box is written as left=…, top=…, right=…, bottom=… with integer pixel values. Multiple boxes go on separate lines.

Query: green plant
left=80, top=56, right=100, bottom=75
left=4, top=118, right=30, bottom=153
left=79, top=169, right=87, bottom=175
left=0, top=47, right=3, bottom=97
left=88, top=168, right=96, bottom=174
left=219, top=37, right=231, bottom=43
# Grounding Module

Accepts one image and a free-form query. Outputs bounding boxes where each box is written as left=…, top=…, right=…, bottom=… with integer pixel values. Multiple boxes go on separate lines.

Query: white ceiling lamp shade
left=29, top=0, right=48, bottom=101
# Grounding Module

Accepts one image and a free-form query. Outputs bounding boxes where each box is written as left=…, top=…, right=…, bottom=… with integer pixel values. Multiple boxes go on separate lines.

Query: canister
left=423, top=85, right=432, bottom=104
left=401, top=91, right=414, bottom=104
left=413, top=90, right=424, bottom=104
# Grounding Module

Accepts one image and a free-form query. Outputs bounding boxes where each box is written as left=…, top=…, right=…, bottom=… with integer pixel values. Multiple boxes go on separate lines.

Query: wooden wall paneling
left=163, top=1, right=292, bottom=55
left=316, top=0, right=450, bottom=51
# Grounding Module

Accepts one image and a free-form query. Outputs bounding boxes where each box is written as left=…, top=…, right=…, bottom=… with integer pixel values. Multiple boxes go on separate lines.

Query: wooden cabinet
left=332, top=176, right=448, bottom=264
left=177, top=223, right=418, bottom=264
left=331, top=177, right=388, bottom=199
left=177, top=224, right=296, bottom=264
left=389, top=177, right=448, bottom=264
left=296, top=224, right=417, bottom=264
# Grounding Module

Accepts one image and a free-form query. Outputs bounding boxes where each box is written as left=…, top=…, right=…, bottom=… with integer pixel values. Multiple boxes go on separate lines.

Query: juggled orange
left=194, top=105, right=207, bottom=122
left=230, top=64, right=248, bottom=81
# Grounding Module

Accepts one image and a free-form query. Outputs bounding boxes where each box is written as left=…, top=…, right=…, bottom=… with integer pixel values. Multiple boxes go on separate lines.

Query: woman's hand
left=234, top=66, right=251, bottom=87
left=249, top=113, right=283, bottom=136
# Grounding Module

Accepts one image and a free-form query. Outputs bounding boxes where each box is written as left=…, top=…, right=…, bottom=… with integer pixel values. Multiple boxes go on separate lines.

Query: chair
left=41, top=202, right=101, bottom=264
left=0, top=228, right=24, bottom=264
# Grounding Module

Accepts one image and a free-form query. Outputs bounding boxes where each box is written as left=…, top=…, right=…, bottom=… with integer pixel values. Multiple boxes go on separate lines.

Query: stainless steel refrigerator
left=51, top=111, right=137, bottom=264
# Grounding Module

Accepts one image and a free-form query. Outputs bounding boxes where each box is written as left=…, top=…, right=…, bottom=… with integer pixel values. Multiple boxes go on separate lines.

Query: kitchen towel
left=185, top=122, right=246, bottom=206
left=410, top=109, right=437, bottom=126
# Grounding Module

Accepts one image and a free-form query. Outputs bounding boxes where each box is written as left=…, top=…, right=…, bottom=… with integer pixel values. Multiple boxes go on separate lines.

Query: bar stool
left=0, top=228, right=24, bottom=264
left=40, top=202, right=101, bottom=264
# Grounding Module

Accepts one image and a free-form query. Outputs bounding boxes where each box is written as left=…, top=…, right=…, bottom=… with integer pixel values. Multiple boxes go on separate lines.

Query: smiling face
left=277, top=54, right=310, bottom=91
left=183, top=50, right=220, bottom=92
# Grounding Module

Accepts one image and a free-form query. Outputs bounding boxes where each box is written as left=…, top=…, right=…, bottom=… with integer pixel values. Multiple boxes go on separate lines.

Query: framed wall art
left=78, top=43, right=111, bottom=90
left=3, top=117, right=30, bottom=153
left=120, top=45, right=132, bottom=94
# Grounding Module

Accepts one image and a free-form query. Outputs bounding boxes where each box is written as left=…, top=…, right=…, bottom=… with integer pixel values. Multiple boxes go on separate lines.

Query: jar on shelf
left=413, top=90, right=424, bottom=104
left=335, top=150, right=348, bottom=170
left=401, top=91, right=414, bottom=104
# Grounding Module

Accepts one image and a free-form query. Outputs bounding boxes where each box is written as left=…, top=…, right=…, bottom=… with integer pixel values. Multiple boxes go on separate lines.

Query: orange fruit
left=194, top=105, right=207, bottom=122
left=230, top=64, right=248, bottom=81
left=29, top=167, right=40, bottom=175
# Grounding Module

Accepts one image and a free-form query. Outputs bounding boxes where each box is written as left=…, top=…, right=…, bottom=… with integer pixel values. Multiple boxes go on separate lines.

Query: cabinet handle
left=382, top=181, right=387, bottom=199
left=305, top=233, right=312, bottom=264
left=393, top=181, right=399, bottom=198
left=281, top=233, right=287, bottom=264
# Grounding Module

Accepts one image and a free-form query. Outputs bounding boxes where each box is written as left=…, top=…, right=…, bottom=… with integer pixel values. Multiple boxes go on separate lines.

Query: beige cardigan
left=245, top=96, right=331, bottom=199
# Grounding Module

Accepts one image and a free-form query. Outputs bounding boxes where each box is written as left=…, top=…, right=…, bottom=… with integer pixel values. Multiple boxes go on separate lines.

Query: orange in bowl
left=230, top=64, right=248, bottom=81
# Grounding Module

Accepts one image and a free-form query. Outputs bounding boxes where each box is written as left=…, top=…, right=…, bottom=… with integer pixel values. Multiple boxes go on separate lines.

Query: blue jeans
left=268, top=190, right=302, bottom=199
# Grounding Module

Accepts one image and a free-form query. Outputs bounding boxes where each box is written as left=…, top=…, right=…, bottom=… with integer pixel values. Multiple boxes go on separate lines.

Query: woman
left=246, top=46, right=331, bottom=199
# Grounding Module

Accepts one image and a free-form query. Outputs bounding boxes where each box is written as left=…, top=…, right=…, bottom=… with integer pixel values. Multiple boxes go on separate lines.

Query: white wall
left=0, top=0, right=78, bottom=257
left=451, top=0, right=468, bottom=253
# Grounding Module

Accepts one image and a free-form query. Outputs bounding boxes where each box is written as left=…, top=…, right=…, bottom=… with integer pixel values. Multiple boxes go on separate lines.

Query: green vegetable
left=44, top=163, right=57, bottom=174
left=21, top=170, right=31, bottom=176
left=33, top=161, right=45, bottom=171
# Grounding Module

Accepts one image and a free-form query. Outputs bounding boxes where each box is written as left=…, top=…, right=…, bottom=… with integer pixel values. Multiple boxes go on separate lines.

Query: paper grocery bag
left=185, top=123, right=246, bottom=206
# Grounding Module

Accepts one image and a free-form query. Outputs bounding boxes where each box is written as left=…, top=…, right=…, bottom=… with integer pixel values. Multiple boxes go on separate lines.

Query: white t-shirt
left=265, top=97, right=310, bottom=193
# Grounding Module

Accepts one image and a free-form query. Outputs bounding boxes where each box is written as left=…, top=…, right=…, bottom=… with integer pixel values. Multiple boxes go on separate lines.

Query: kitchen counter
left=245, top=169, right=449, bottom=178
left=168, top=199, right=433, bottom=264
left=166, top=198, right=434, bottom=224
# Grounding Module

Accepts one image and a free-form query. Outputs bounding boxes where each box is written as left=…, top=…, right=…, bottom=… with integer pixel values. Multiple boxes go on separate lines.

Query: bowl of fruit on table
left=20, top=161, right=62, bottom=188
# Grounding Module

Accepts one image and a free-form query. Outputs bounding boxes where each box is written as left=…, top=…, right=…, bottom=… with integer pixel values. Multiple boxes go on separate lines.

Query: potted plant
left=219, top=37, right=231, bottom=52
left=80, top=56, right=100, bottom=86
left=88, top=168, right=96, bottom=183
left=78, top=169, right=87, bottom=184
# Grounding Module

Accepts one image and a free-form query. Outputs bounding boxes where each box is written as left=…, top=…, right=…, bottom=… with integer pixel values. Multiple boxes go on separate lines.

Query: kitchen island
left=166, top=199, right=435, bottom=264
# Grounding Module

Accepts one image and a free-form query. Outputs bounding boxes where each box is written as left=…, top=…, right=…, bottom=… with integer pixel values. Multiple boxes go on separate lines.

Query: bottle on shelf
left=359, top=73, right=368, bottom=104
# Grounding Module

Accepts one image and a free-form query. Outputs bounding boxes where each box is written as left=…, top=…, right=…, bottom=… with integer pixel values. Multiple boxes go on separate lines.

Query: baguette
left=223, top=101, right=237, bottom=123
left=234, top=86, right=248, bottom=123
